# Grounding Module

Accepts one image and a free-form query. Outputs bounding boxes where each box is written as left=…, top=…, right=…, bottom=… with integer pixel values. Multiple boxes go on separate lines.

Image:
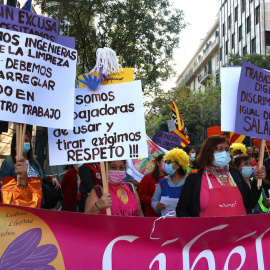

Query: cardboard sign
left=0, top=28, right=77, bottom=129
left=78, top=68, right=134, bottom=87
left=235, top=61, right=270, bottom=140
left=152, top=130, right=182, bottom=150
left=207, top=126, right=223, bottom=138
left=0, top=4, right=59, bottom=42
left=48, top=81, right=147, bottom=165
left=167, top=119, right=176, bottom=132
left=2, top=204, right=270, bottom=269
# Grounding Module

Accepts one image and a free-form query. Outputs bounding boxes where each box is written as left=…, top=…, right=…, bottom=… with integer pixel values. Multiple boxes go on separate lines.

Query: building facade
left=176, top=17, right=220, bottom=92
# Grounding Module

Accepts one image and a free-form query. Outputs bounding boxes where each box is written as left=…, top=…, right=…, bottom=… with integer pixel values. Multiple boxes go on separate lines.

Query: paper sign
left=78, top=68, right=134, bottom=87
left=220, top=66, right=241, bottom=132
left=160, top=196, right=178, bottom=217
left=48, top=81, right=147, bottom=165
left=152, top=130, right=182, bottom=150
left=235, top=61, right=270, bottom=140
left=167, top=119, right=176, bottom=132
left=0, top=4, right=59, bottom=42
left=0, top=28, right=77, bottom=129
left=207, top=126, right=223, bottom=138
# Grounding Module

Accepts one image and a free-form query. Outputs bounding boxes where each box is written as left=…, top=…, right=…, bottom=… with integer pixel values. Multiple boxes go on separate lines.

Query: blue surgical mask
left=241, top=167, right=253, bottom=178
left=23, top=143, right=31, bottom=154
left=164, top=163, right=176, bottom=176
left=77, top=163, right=84, bottom=168
left=213, top=151, right=231, bottom=167
left=190, top=153, right=196, bottom=162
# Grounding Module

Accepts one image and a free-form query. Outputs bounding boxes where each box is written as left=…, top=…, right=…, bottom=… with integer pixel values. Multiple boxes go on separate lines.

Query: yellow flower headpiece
left=164, top=148, right=189, bottom=173
left=230, top=143, right=247, bottom=157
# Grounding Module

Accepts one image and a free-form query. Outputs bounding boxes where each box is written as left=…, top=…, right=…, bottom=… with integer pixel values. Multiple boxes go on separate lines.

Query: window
left=220, top=47, right=223, bottom=61
left=239, top=26, right=242, bottom=41
left=226, top=40, right=229, bottom=55
left=250, top=0, right=253, bottom=3
left=235, top=6, right=238, bottom=22
left=243, top=46, right=247, bottom=56
left=251, top=37, right=256, bottom=53
left=228, top=15, right=231, bottom=30
left=216, top=73, right=220, bottom=85
left=247, top=16, right=251, bottom=33
left=232, top=33, right=235, bottom=48
left=223, top=23, right=225, bottom=36
left=217, top=52, right=219, bottom=64
left=256, top=6, right=260, bottom=24
left=242, top=0, right=246, bottom=12
left=7, top=0, right=17, bottom=6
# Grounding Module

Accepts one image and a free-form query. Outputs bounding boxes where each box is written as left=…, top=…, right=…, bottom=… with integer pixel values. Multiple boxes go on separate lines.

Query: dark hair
left=176, top=165, right=186, bottom=176
left=234, top=154, right=250, bottom=168
left=183, top=145, right=196, bottom=155
left=151, top=154, right=165, bottom=181
left=196, top=135, right=229, bottom=168
left=11, top=131, right=34, bottom=165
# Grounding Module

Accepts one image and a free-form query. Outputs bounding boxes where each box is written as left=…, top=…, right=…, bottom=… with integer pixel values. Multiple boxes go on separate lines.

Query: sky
left=166, top=0, right=219, bottom=89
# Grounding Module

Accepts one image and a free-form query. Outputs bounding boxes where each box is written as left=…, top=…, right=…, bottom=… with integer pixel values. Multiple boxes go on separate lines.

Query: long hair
left=196, top=135, right=229, bottom=168
left=11, top=131, right=35, bottom=165
left=151, top=154, right=165, bottom=181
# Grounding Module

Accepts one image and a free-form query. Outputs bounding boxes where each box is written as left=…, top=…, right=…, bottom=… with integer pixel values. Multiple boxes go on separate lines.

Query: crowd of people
left=0, top=133, right=270, bottom=218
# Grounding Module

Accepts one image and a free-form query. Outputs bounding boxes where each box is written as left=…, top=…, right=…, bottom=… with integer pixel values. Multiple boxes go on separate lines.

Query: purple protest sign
left=0, top=4, right=59, bottom=42
left=152, top=130, right=182, bottom=150
left=235, top=61, right=270, bottom=140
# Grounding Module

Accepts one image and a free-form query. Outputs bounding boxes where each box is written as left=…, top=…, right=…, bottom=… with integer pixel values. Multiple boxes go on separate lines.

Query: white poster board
left=48, top=81, right=148, bottom=165
left=220, top=67, right=241, bottom=132
left=167, top=119, right=176, bottom=132
left=0, top=28, right=77, bottom=129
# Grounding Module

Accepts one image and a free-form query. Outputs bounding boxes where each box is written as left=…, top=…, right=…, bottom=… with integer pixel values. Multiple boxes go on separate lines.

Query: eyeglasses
left=215, top=146, right=231, bottom=153
left=165, top=160, right=172, bottom=164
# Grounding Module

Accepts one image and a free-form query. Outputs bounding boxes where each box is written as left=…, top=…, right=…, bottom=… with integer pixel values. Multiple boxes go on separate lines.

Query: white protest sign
left=167, top=119, right=176, bottom=132
left=48, top=81, right=148, bottom=165
left=220, top=66, right=241, bottom=132
left=0, top=28, right=77, bottom=129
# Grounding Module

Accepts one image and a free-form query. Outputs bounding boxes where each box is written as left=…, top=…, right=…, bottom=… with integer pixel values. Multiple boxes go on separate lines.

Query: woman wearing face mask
left=234, top=155, right=270, bottom=214
left=151, top=149, right=189, bottom=217
left=176, top=135, right=266, bottom=217
left=84, top=160, right=144, bottom=216
left=138, top=154, right=166, bottom=217
left=184, top=146, right=197, bottom=173
left=229, top=143, right=247, bottom=166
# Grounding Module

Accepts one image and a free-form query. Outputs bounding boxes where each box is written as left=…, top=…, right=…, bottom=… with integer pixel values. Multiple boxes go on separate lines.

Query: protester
left=183, top=146, right=197, bottom=173
left=61, top=164, right=83, bottom=212
left=234, top=155, right=269, bottom=214
left=77, top=162, right=102, bottom=212
left=151, top=148, right=189, bottom=217
left=176, top=135, right=265, bottom=217
left=253, top=146, right=260, bottom=163
left=246, top=147, right=258, bottom=167
left=0, top=132, right=61, bottom=208
left=138, top=154, right=166, bottom=217
left=84, top=160, right=143, bottom=216
left=229, top=143, right=247, bottom=167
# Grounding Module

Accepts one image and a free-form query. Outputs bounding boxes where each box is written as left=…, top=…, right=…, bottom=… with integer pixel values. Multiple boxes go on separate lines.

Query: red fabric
left=83, top=163, right=102, bottom=185
left=252, top=158, right=258, bottom=167
left=61, top=168, right=78, bottom=212
left=138, top=173, right=164, bottom=217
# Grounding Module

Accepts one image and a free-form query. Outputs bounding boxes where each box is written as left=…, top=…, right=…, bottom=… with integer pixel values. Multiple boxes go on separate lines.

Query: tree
left=36, top=0, right=186, bottom=96
left=145, top=79, right=221, bottom=146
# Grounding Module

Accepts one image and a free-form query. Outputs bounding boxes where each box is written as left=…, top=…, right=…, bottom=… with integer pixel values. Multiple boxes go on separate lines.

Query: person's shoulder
left=263, top=157, right=270, bottom=165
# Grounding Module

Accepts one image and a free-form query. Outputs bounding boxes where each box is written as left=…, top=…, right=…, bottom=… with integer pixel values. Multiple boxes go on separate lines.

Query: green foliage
left=36, top=0, right=186, bottom=94
left=145, top=79, right=221, bottom=145
left=228, top=53, right=270, bottom=70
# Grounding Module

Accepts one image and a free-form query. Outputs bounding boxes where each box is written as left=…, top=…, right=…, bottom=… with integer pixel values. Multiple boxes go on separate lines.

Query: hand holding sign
left=79, top=74, right=101, bottom=90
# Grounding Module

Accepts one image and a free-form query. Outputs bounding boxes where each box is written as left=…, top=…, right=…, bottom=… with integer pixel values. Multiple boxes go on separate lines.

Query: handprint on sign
left=78, top=73, right=101, bottom=90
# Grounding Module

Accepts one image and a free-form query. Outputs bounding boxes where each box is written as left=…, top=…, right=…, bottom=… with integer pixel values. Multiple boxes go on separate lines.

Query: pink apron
left=100, top=183, right=139, bottom=216
left=202, top=171, right=246, bottom=217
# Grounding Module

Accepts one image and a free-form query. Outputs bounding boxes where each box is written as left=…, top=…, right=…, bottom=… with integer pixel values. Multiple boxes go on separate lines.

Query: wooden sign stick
left=100, top=162, right=111, bottom=215
left=257, top=139, right=266, bottom=189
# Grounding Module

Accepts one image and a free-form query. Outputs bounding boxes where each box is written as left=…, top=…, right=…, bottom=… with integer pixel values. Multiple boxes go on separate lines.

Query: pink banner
left=1, top=203, right=270, bottom=269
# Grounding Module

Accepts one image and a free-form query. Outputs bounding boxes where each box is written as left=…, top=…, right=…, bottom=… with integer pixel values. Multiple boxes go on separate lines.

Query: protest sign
left=48, top=81, right=147, bottom=165
left=235, top=61, right=270, bottom=140
left=78, top=68, right=134, bottom=87
left=0, top=28, right=77, bottom=129
left=167, top=119, right=176, bottom=132
left=152, top=130, right=182, bottom=150
left=1, top=203, right=270, bottom=269
left=0, top=4, right=59, bottom=42
left=126, top=135, right=167, bottom=182
left=207, top=126, right=223, bottom=138
left=220, top=66, right=241, bottom=132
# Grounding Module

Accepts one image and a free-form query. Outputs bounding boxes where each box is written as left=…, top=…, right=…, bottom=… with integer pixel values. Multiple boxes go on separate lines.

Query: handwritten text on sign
left=0, top=28, right=77, bottom=129
left=235, top=61, right=270, bottom=140
left=48, top=81, right=147, bottom=165
left=152, top=130, right=182, bottom=150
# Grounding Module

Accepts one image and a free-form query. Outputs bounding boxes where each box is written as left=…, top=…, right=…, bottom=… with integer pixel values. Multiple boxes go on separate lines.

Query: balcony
left=182, top=69, right=196, bottom=84
left=200, top=69, right=213, bottom=85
